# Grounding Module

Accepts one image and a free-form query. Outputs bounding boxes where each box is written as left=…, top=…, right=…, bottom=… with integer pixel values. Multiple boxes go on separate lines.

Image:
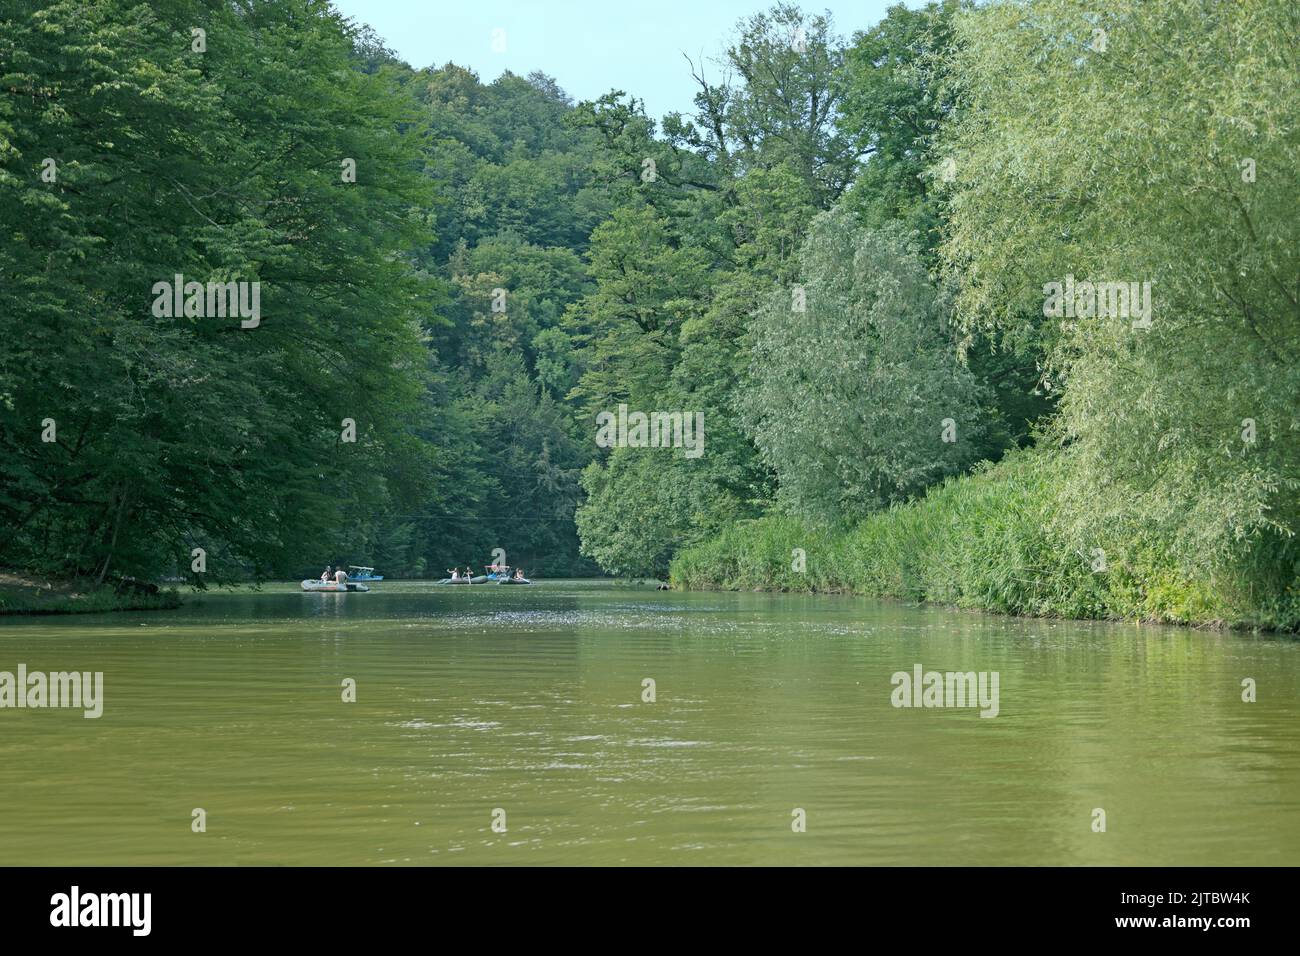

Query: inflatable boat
left=301, top=580, right=370, bottom=592
left=436, top=575, right=488, bottom=585
left=484, top=565, right=533, bottom=583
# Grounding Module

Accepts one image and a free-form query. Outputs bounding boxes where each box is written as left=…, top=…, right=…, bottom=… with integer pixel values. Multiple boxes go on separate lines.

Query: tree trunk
left=95, top=486, right=130, bottom=586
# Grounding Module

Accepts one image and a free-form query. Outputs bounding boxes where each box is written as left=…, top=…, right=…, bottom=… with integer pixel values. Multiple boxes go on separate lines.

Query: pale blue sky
left=331, top=0, right=917, bottom=121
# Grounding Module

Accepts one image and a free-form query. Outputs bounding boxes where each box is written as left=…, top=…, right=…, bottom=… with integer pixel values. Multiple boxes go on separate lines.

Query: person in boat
left=321, top=566, right=332, bottom=583
left=334, top=566, right=348, bottom=588
left=513, top=567, right=525, bottom=581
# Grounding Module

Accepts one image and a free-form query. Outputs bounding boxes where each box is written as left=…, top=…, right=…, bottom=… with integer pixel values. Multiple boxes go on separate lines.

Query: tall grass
left=670, top=450, right=1298, bottom=630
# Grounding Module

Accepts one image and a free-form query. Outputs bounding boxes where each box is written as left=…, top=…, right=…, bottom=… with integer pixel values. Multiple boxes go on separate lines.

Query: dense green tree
left=0, top=0, right=436, bottom=583
left=940, top=0, right=1299, bottom=600
left=564, top=204, right=711, bottom=415
left=745, top=208, right=986, bottom=520
left=838, top=0, right=1051, bottom=454
left=685, top=3, right=859, bottom=205
left=572, top=5, right=859, bottom=572
left=837, top=1, right=963, bottom=244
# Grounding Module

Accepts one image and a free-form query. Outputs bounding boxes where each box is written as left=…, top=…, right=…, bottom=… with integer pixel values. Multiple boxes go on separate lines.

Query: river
left=1, top=580, right=1297, bottom=865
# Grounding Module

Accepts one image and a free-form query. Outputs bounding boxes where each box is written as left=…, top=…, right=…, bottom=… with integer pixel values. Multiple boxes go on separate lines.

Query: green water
left=1, top=580, right=1297, bottom=866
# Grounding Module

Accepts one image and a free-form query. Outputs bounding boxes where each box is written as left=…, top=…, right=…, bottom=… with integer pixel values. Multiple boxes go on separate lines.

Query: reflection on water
left=1, top=580, right=1297, bottom=865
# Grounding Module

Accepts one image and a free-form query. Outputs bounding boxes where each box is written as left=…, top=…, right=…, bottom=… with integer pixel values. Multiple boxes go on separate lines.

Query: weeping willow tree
left=745, top=208, right=987, bottom=522
left=940, top=0, right=1299, bottom=624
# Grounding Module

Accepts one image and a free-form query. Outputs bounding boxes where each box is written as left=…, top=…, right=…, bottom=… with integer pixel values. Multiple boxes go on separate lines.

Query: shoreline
left=668, top=454, right=1299, bottom=635
left=669, top=579, right=1293, bottom=635
left=0, top=571, right=182, bottom=616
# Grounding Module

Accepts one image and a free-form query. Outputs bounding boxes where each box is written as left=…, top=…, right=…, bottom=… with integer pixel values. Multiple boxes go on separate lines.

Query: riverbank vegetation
left=1, top=0, right=1294, bottom=627
left=0, top=572, right=181, bottom=615
left=673, top=0, right=1298, bottom=630
left=670, top=450, right=1297, bottom=630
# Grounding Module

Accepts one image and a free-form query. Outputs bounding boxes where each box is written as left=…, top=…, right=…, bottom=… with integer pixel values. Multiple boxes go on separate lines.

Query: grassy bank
left=0, top=572, right=182, bottom=616
left=670, top=451, right=1299, bottom=631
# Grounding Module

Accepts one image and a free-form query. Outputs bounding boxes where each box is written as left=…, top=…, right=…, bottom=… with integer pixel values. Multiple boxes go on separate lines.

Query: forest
left=1, top=0, right=1296, bottom=628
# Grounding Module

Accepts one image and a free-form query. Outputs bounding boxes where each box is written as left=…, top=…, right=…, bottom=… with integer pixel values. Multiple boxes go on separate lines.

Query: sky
left=330, top=0, right=917, bottom=121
